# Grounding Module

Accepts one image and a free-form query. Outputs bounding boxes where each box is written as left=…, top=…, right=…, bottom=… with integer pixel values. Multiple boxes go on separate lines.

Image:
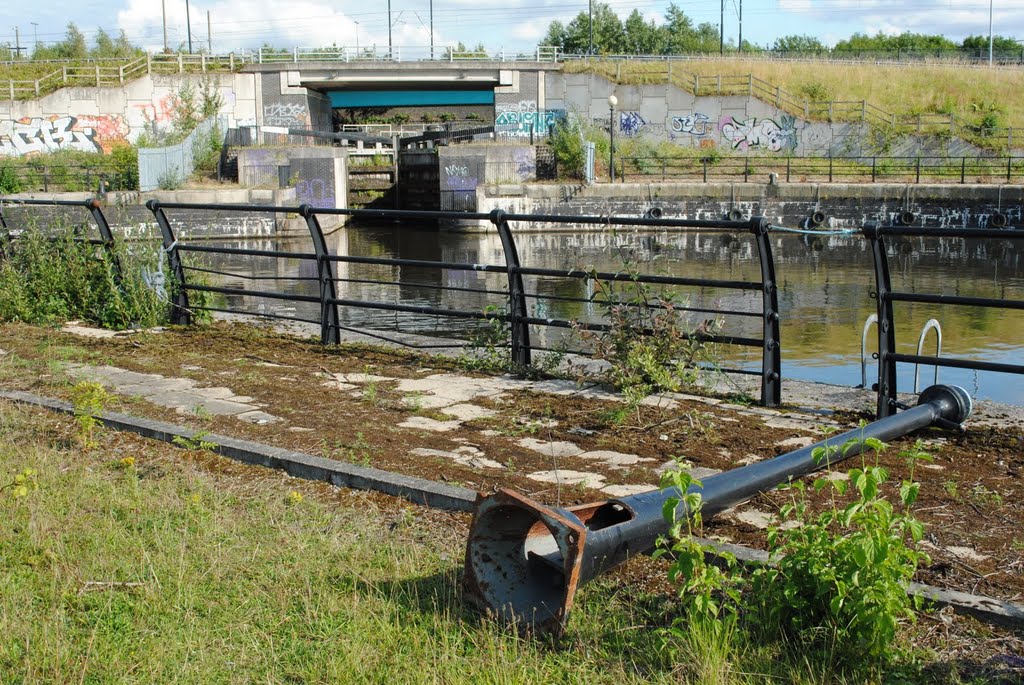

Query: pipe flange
left=917, top=384, right=973, bottom=425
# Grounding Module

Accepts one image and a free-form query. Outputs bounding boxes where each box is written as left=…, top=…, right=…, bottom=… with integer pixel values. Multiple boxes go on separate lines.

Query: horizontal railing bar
left=522, top=316, right=762, bottom=347
left=184, top=283, right=322, bottom=304
left=330, top=323, right=469, bottom=349
left=191, top=305, right=322, bottom=327
left=184, top=264, right=320, bottom=282
left=333, top=275, right=509, bottom=298
left=326, top=297, right=492, bottom=322
left=889, top=353, right=1024, bottom=375
left=514, top=265, right=762, bottom=291
left=328, top=253, right=506, bottom=272
left=876, top=227, right=1024, bottom=239
left=888, top=292, right=1024, bottom=309
left=523, top=291, right=762, bottom=318
left=178, top=244, right=317, bottom=260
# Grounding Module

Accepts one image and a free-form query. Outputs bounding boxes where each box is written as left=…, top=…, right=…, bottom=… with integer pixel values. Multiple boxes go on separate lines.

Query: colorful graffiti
left=495, top=109, right=566, bottom=137
left=263, top=102, right=308, bottom=128
left=671, top=113, right=711, bottom=137
left=0, top=114, right=129, bottom=157
left=719, top=115, right=797, bottom=152
left=618, top=111, right=647, bottom=137
left=295, top=178, right=335, bottom=208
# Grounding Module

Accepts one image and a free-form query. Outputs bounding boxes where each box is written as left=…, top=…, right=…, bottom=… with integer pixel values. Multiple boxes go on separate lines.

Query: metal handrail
left=913, top=319, right=942, bottom=392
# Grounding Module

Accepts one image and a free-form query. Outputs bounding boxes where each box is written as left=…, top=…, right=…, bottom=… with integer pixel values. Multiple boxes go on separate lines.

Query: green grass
left=0, top=399, right=1008, bottom=684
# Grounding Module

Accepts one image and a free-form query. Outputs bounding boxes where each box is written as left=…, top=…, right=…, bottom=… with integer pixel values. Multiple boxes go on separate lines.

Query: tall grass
left=0, top=220, right=166, bottom=329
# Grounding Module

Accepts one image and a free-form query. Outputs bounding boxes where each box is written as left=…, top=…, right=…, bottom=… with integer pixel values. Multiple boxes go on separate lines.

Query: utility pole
left=988, top=0, right=994, bottom=66
left=186, top=0, right=193, bottom=54
left=589, top=0, right=593, bottom=55
left=207, top=10, right=211, bottom=53
left=162, top=0, right=168, bottom=52
left=738, top=0, right=742, bottom=53
left=719, top=0, right=724, bottom=55
left=13, top=27, right=24, bottom=58
left=430, top=0, right=434, bottom=60
left=388, top=0, right=392, bottom=56
left=30, top=22, right=37, bottom=52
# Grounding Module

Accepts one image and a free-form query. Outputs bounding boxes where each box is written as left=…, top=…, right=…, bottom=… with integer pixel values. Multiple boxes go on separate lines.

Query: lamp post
left=608, top=94, right=617, bottom=183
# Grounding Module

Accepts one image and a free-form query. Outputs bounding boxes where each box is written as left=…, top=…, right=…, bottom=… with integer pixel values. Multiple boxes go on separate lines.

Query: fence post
left=490, top=209, right=531, bottom=370
left=178, top=53, right=184, bottom=73
left=961, top=157, right=966, bottom=184
left=85, top=199, right=124, bottom=287
left=871, top=157, right=876, bottom=182
left=748, top=73, right=752, bottom=95
left=1008, top=156, right=1013, bottom=183
left=299, top=205, right=340, bottom=345
left=95, top=66, right=101, bottom=87
left=861, top=100, right=866, bottom=122
left=916, top=157, right=921, bottom=184
left=829, top=156, right=833, bottom=183
left=119, top=65, right=124, bottom=84
left=145, top=200, right=191, bottom=326
left=8, top=80, right=13, bottom=99
left=750, top=217, right=781, bottom=407
left=146, top=53, right=152, bottom=75
left=229, top=53, right=234, bottom=70
left=786, top=156, right=791, bottom=183
left=862, top=222, right=897, bottom=419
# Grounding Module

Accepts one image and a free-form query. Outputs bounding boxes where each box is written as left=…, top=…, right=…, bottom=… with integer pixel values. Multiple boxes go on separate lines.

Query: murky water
left=195, top=220, right=1023, bottom=406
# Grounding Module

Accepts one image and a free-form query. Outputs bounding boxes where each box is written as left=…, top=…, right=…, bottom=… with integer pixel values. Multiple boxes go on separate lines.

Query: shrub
left=550, top=116, right=586, bottom=179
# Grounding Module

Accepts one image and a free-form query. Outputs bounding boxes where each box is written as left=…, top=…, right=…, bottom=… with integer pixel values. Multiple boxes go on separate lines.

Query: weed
left=117, top=456, right=136, bottom=470
left=943, top=479, right=960, bottom=500
left=70, top=380, right=110, bottom=449
left=172, top=430, right=217, bottom=451
left=1, top=467, right=38, bottom=499
left=285, top=490, right=304, bottom=505
left=970, top=483, right=1003, bottom=506
left=458, top=304, right=511, bottom=373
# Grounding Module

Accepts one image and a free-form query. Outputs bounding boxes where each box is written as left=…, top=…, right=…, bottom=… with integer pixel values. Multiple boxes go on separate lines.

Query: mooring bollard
left=463, top=384, right=972, bottom=635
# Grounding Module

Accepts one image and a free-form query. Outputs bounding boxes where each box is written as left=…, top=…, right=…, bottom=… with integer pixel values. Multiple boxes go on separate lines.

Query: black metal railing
left=3, top=197, right=1021, bottom=416
left=863, top=223, right=1024, bottom=417
left=619, top=155, right=1024, bottom=185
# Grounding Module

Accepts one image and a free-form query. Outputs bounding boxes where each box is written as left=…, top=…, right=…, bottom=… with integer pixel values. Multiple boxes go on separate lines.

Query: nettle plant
left=658, top=436, right=933, bottom=670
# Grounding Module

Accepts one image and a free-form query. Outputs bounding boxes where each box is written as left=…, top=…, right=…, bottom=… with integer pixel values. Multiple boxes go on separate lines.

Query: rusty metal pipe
left=463, top=384, right=972, bottom=634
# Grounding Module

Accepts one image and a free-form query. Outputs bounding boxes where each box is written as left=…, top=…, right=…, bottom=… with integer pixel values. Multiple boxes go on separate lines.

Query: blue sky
left=2, top=1, right=1022, bottom=55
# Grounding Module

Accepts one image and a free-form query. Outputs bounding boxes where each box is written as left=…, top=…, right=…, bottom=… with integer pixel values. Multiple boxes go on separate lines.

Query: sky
left=1, top=1, right=1022, bottom=56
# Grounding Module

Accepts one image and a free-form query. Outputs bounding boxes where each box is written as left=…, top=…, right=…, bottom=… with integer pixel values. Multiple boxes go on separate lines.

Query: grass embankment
left=565, top=58, right=1024, bottom=132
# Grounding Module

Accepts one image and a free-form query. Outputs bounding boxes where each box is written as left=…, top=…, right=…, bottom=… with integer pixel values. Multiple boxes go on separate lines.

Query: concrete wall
left=465, top=181, right=1024, bottom=231
left=544, top=72, right=1004, bottom=158
left=438, top=143, right=537, bottom=211
left=237, top=146, right=348, bottom=219
left=0, top=73, right=258, bottom=157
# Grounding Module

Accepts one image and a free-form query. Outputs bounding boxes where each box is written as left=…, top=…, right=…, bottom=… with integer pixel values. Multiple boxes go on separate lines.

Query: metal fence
left=0, top=162, right=131, bottom=192
left=138, top=116, right=228, bottom=192
left=618, top=155, right=1024, bottom=185
left=1, top=197, right=1021, bottom=418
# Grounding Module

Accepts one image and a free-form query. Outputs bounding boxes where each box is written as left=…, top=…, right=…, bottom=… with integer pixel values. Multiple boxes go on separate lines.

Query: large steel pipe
left=463, top=384, right=972, bottom=634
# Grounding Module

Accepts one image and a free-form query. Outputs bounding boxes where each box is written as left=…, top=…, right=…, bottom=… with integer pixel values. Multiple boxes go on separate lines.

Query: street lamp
left=608, top=94, right=617, bottom=183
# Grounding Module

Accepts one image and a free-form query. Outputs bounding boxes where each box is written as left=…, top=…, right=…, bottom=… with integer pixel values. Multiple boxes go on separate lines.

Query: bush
left=0, top=164, right=21, bottom=193
left=550, top=117, right=586, bottom=179
left=0, top=220, right=166, bottom=329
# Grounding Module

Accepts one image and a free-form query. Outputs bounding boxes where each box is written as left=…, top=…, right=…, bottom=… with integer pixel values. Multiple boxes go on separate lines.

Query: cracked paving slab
left=65, top=363, right=281, bottom=423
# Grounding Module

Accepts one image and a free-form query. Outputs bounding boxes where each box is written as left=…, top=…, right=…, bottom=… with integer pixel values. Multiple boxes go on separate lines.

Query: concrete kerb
left=5, top=386, right=1024, bottom=630
left=0, top=390, right=477, bottom=513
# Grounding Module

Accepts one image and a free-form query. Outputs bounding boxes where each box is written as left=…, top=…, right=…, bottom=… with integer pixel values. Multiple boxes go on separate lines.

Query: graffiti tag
left=671, top=113, right=711, bottom=137
left=263, top=102, right=308, bottom=128
left=719, top=115, right=797, bottom=152
left=295, top=178, right=335, bottom=208
left=0, top=115, right=127, bottom=157
left=495, top=109, right=566, bottom=138
left=618, top=111, right=646, bottom=137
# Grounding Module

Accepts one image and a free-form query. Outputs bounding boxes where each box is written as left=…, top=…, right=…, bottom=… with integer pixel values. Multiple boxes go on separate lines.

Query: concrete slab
left=179, top=398, right=256, bottom=417
left=577, top=450, right=649, bottom=466
left=398, top=416, right=462, bottom=432
left=410, top=447, right=505, bottom=470
left=601, top=484, right=656, bottom=497
left=776, top=436, right=816, bottom=449
left=439, top=403, right=497, bottom=421
left=236, top=410, right=282, bottom=424
left=336, top=372, right=395, bottom=384
left=526, top=469, right=606, bottom=488
left=117, top=378, right=198, bottom=396
left=191, top=386, right=238, bottom=400
left=516, top=437, right=583, bottom=458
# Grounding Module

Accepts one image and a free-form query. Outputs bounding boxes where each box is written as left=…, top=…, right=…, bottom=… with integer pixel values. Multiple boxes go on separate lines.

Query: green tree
left=773, top=34, right=825, bottom=52
left=961, top=34, right=1021, bottom=54
left=541, top=2, right=625, bottom=54
left=834, top=31, right=956, bottom=54
left=623, top=10, right=663, bottom=55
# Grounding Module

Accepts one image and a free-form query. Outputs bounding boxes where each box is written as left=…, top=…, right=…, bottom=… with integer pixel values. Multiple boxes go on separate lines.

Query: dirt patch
left=1, top=320, right=1022, bottom=607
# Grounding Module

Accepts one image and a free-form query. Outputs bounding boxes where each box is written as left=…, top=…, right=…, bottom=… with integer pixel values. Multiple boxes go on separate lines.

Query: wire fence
left=138, top=116, right=228, bottom=192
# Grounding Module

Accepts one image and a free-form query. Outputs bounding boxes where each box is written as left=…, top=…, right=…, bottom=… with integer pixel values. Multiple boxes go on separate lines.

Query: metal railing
left=2, top=197, right=1021, bottom=417
left=0, top=162, right=132, bottom=192
left=618, top=155, right=1024, bottom=184
left=863, top=223, right=1024, bottom=417
left=138, top=116, right=227, bottom=192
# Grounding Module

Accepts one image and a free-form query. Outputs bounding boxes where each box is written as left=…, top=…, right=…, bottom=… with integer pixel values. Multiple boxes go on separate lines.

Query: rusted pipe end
left=463, top=489, right=586, bottom=635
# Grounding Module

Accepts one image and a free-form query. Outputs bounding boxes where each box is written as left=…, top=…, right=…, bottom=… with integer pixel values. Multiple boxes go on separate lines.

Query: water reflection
left=194, top=222, right=1023, bottom=405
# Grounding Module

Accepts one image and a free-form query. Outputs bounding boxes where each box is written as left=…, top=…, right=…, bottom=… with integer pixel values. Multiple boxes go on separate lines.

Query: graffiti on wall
left=0, top=114, right=129, bottom=157
left=443, top=163, right=478, bottom=192
left=495, top=100, right=566, bottom=137
left=263, top=102, right=308, bottom=128
left=719, top=115, right=797, bottom=152
left=618, top=111, right=647, bottom=137
left=670, top=113, right=711, bottom=137
left=295, top=178, right=335, bottom=208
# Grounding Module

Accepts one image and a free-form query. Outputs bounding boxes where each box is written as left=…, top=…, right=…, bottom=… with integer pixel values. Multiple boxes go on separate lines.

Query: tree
left=834, top=31, right=956, bottom=54
left=540, top=2, right=625, bottom=54
left=773, top=35, right=825, bottom=52
left=961, top=34, right=1021, bottom=54
left=623, top=10, right=663, bottom=55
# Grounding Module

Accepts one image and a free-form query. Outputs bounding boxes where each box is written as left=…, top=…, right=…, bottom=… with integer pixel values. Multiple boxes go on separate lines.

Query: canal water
left=197, top=218, right=1023, bottom=406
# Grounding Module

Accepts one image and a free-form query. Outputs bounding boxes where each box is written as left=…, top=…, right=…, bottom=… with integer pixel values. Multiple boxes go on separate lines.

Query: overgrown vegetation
left=0, top=146, right=138, bottom=193
left=0, top=221, right=166, bottom=330
left=658, top=435, right=937, bottom=680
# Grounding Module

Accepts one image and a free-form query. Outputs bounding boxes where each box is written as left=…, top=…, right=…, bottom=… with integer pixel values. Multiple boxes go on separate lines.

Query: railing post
left=9, top=80, right=14, bottom=100
left=750, top=217, right=780, bottom=407
left=961, top=157, right=966, bottom=184
left=299, top=204, right=340, bottom=345
left=862, top=222, right=897, bottom=418
left=146, top=53, right=152, bottom=75
left=786, top=156, right=791, bottom=183
left=829, top=155, right=833, bottom=183
left=178, top=53, right=184, bottom=72
left=490, top=209, right=531, bottom=370
left=916, top=157, right=921, bottom=184
left=871, top=156, right=876, bottom=182
left=85, top=199, right=124, bottom=287
left=703, top=159, right=708, bottom=183
left=146, top=200, right=191, bottom=326
left=95, top=66, right=101, bottom=87
left=1008, top=156, right=1013, bottom=183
